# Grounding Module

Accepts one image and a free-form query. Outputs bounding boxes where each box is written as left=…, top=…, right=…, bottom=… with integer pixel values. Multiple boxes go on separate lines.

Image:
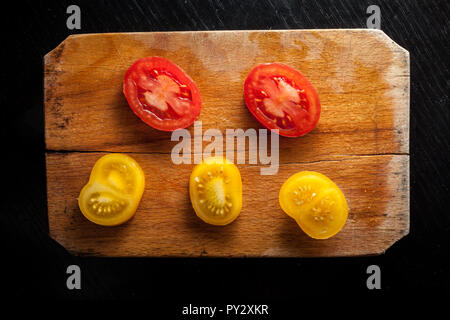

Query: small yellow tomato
left=279, top=171, right=348, bottom=239
left=78, top=154, right=145, bottom=226
left=189, top=157, right=242, bottom=226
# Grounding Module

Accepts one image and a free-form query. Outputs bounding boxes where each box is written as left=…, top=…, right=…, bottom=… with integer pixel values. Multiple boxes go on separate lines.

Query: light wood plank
left=46, top=152, right=409, bottom=257
left=44, top=30, right=409, bottom=159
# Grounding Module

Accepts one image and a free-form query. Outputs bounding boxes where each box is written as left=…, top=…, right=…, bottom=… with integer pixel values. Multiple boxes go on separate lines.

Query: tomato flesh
left=123, top=57, right=201, bottom=131
left=279, top=171, right=348, bottom=239
left=78, top=154, right=145, bottom=226
left=244, top=63, right=321, bottom=137
left=189, top=157, right=242, bottom=226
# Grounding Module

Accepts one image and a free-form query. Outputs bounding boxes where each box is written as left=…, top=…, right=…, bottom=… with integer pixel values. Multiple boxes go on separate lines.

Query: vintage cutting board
left=44, top=29, right=409, bottom=257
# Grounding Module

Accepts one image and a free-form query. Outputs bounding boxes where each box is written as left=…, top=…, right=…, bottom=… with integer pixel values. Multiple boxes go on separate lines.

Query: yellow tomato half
left=279, top=171, right=348, bottom=239
left=189, top=157, right=242, bottom=226
left=78, top=154, right=145, bottom=226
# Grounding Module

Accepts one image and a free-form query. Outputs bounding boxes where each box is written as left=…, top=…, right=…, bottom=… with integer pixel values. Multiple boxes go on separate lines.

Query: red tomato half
left=123, top=57, right=201, bottom=131
left=244, top=63, right=321, bottom=137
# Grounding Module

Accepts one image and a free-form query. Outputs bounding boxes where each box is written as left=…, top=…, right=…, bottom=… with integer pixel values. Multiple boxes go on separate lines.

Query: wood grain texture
left=44, top=29, right=410, bottom=257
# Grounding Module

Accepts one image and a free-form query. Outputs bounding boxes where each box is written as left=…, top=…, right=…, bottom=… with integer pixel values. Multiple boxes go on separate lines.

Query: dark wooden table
left=2, top=0, right=448, bottom=308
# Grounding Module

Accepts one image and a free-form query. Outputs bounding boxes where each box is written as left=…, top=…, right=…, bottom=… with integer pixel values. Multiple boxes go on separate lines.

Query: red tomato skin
left=244, top=63, right=321, bottom=137
left=123, top=56, right=201, bottom=132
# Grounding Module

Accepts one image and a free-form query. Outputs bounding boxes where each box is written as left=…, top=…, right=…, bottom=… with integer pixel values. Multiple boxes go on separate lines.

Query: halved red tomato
left=244, top=63, right=321, bottom=137
left=123, top=57, right=201, bottom=131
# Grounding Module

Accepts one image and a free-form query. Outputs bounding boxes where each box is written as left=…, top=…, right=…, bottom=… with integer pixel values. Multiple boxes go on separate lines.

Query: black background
left=1, top=0, right=449, bottom=309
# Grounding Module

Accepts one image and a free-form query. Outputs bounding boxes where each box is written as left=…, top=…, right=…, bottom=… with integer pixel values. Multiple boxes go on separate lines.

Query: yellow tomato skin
left=279, top=171, right=348, bottom=239
left=78, top=154, right=145, bottom=226
left=189, top=157, right=242, bottom=226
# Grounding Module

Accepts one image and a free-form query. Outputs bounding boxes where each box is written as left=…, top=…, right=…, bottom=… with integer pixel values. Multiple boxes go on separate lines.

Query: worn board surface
left=44, top=29, right=410, bottom=257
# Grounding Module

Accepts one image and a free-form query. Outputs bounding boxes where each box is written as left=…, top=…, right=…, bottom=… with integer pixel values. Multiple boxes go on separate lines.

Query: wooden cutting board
left=44, top=29, right=409, bottom=257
